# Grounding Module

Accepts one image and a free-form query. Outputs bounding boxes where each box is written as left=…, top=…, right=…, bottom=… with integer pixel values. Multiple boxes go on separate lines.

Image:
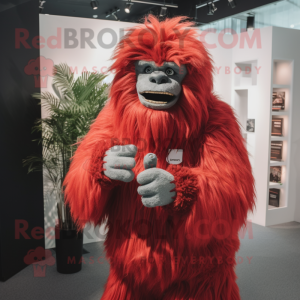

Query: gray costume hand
left=103, top=145, right=137, bottom=182
left=137, top=153, right=176, bottom=207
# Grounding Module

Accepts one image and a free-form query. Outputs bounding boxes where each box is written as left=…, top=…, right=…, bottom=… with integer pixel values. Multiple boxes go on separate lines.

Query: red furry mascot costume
left=64, top=16, right=255, bottom=299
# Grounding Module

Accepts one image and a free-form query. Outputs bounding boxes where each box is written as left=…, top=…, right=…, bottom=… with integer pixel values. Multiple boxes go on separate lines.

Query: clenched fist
left=104, top=144, right=137, bottom=183
left=137, top=153, right=176, bottom=207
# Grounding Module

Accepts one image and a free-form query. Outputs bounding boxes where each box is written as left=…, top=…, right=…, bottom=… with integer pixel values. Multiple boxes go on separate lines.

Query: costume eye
left=144, top=66, right=153, bottom=74
left=165, top=68, right=175, bottom=76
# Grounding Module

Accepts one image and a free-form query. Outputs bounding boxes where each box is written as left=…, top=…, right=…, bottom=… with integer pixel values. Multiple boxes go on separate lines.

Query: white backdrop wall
left=40, top=15, right=273, bottom=248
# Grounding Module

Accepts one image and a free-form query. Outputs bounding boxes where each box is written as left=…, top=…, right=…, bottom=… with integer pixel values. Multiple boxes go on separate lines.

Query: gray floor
left=1, top=222, right=300, bottom=300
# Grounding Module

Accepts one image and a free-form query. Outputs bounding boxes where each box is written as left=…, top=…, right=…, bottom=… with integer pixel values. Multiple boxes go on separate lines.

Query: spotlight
left=106, top=7, right=120, bottom=19
left=112, top=7, right=120, bottom=21
left=125, top=1, right=133, bottom=13
left=112, top=13, right=119, bottom=20
left=39, top=0, right=46, bottom=13
left=247, top=16, right=255, bottom=31
left=228, top=0, right=236, bottom=8
left=207, top=2, right=217, bottom=15
left=90, top=0, right=98, bottom=10
left=160, top=6, right=167, bottom=17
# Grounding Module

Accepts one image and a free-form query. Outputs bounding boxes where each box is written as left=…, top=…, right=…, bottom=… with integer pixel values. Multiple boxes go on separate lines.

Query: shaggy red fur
left=64, top=15, right=255, bottom=300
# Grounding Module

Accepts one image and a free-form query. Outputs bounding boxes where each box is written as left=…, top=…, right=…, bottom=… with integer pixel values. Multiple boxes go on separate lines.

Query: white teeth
left=145, top=99, right=167, bottom=104
left=142, top=91, right=174, bottom=96
left=140, top=91, right=174, bottom=105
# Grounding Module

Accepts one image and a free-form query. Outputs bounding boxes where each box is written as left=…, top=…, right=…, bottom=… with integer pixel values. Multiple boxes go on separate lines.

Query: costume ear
left=143, top=153, right=157, bottom=169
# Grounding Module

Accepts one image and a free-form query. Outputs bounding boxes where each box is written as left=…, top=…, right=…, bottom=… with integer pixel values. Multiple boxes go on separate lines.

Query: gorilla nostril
left=150, top=78, right=156, bottom=83
left=160, top=78, right=167, bottom=84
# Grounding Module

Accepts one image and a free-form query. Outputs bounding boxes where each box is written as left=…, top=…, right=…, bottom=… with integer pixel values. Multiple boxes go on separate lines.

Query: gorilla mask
left=135, top=60, right=187, bottom=110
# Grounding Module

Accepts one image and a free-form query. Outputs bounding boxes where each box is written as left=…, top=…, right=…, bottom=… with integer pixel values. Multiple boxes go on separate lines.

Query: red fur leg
left=193, top=280, right=241, bottom=300
left=162, top=281, right=192, bottom=300
left=101, top=269, right=157, bottom=300
left=100, top=271, right=135, bottom=300
left=162, top=276, right=241, bottom=300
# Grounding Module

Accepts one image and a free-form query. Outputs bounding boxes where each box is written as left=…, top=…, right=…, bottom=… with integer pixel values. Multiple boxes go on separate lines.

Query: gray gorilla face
left=135, top=60, right=187, bottom=110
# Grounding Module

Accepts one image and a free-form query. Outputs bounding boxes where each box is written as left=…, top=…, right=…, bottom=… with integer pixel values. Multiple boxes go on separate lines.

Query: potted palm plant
left=24, top=63, right=108, bottom=274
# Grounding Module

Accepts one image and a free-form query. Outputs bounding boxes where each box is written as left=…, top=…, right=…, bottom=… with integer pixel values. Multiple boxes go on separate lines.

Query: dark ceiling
left=38, top=0, right=281, bottom=25
left=41, top=0, right=161, bottom=23
left=38, top=0, right=197, bottom=23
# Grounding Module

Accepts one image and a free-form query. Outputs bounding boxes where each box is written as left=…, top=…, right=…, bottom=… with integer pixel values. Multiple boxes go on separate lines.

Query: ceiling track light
left=121, top=0, right=177, bottom=8
left=39, top=0, right=46, bottom=13
left=207, top=2, right=217, bottom=16
left=112, top=12, right=119, bottom=20
left=112, top=7, right=121, bottom=20
left=125, top=1, right=134, bottom=13
left=106, top=7, right=120, bottom=19
left=196, top=0, right=220, bottom=9
left=90, top=0, right=98, bottom=10
left=160, top=6, right=167, bottom=17
left=228, top=0, right=236, bottom=8
left=247, top=15, right=255, bottom=31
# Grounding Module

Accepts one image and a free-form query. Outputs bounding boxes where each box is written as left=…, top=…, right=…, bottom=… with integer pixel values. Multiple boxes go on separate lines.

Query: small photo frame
left=270, top=166, right=282, bottom=183
left=246, top=119, right=255, bottom=132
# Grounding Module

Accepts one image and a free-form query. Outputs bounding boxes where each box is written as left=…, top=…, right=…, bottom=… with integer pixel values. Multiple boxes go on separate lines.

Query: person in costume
left=64, top=16, right=255, bottom=300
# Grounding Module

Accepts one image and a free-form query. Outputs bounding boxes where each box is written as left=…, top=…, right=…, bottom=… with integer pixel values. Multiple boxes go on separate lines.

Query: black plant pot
left=55, top=226, right=83, bottom=274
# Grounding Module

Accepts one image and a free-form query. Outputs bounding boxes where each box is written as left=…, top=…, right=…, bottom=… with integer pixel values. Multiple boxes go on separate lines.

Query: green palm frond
left=52, top=63, right=76, bottom=101
left=23, top=63, right=108, bottom=228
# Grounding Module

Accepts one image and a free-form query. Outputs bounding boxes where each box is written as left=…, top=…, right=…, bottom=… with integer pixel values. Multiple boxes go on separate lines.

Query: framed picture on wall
left=246, top=119, right=255, bottom=132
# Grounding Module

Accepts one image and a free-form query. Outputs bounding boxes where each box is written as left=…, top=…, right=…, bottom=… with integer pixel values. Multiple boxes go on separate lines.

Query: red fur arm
left=163, top=165, right=199, bottom=214
left=194, top=101, right=256, bottom=229
left=195, top=135, right=255, bottom=228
